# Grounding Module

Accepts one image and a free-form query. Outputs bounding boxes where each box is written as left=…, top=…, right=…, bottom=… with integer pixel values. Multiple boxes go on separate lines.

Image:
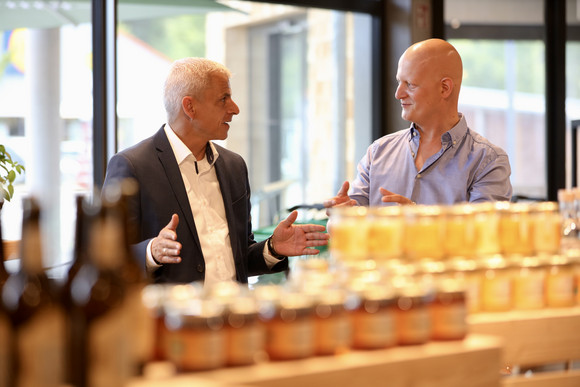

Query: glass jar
left=395, top=284, right=432, bottom=345
left=473, top=202, right=501, bottom=258
left=448, top=259, right=483, bottom=314
left=512, top=257, right=546, bottom=310
left=258, top=291, right=315, bottom=361
left=497, top=202, right=533, bottom=257
left=443, top=203, right=476, bottom=261
left=480, top=256, right=512, bottom=312
left=312, top=288, right=352, bottom=356
left=329, top=206, right=369, bottom=263
left=367, top=206, right=404, bottom=264
left=222, top=296, right=265, bottom=366
left=545, top=255, right=576, bottom=308
left=163, top=299, right=225, bottom=372
left=429, top=278, right=467, bottom=341
left=349, top=282, right=397, bottom=350
left=530, top=201, right=562, bottom=256
left=403, top=205, right=445, bottom=262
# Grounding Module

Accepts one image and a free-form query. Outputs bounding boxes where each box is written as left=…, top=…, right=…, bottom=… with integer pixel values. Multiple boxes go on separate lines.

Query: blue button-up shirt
left=350, top=114, right=513, bottom=206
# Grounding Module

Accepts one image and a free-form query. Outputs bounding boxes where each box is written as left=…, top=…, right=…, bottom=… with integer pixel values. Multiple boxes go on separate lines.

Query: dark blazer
left=102, top=126, right=288, bottom=284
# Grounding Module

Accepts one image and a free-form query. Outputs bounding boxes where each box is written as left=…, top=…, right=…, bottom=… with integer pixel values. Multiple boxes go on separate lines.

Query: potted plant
left=0, top=144, right=25, bottom=208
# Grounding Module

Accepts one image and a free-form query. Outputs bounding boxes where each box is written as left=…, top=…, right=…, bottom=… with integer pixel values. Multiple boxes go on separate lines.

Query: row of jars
left=328, top=201, right=561, bottom=263
left=141, top=276, right=468, bottom=373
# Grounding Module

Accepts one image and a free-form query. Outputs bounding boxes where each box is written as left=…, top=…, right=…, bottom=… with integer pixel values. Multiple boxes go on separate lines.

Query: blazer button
left=196, top=264, right=204, bottom=273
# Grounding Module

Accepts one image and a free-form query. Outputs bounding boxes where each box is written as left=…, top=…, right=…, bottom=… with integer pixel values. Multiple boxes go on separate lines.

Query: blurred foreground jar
left=349, top=282, right=397, bottom=349
left=497, top=202, right=533, bottom=257
left=311, top=288, right=352, bottom=355
left=259, top=291, right=315, bottom=361
left=558, top=189, right=580, bottom=255
left=480, top=256, right=512, bottom=312
left=530, top=202, right=561, bottom=255
left=473, top=202, right=501, bottom=258
left=329, top=206, right=369, bottom=263
left=367, top=206, right=404, bottom=263
left=403, top=205, right=445, bottom=262
left=545, top=255, right=576, bottom=308
left=395, top=283, right=432, bottom=345
left=222, top=295, right=265, bottom=366
left=2, top=197, right=66, bottom=387
left=448, top=260, right=482, bottom=314
left=443, top=203, right=476, bottom=261
left=164, top=299, right=225, bottom=371
left=512, top=257, right=545, bottom=310
left=429, top=279, right=467, bottom=341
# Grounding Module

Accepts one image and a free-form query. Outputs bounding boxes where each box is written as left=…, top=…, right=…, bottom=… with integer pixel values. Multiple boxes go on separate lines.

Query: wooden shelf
left=128, top=334, right=502, bottom=387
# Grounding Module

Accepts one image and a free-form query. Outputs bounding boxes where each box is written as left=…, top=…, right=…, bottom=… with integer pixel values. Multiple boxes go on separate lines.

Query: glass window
left=117, top=2, right=373, bottom=229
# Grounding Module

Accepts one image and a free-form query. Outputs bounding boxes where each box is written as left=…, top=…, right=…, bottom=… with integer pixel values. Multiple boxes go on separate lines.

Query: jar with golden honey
left=329, top=206, right=369, bottom=264
left=480, top=256, right=512, bottom=312
left=443, top=203, right=476, bottom=261
left=429, top=278, right=467, bottom=341
left=163, top=299, right=225, bottom=371
left=349, top=282, right=398, bottom=350
left=448, top=259, right=483, bottom=314
left=367, top=206, right=404, bottom=264
left=512, top=257, right=546, bottom=310
left=403, top=205, right=445, bottom=262
left=497, top=202, right=533, bottom=257
left=473, top=202, right=501, bottom=258
left=530, top=201, right=561, bottom=256
left=395, top=283, right=432, bottom=345
left=545, top=255, right=576, bottom=308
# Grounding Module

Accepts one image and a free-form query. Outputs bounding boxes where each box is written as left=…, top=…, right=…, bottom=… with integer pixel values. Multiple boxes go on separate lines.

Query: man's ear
left=441, top=77, right=453, bottom=98
left=182, top=96, right=195, bottom=119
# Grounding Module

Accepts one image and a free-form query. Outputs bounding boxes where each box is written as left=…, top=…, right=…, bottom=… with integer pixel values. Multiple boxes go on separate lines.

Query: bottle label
left=17, top=307, right=65, bottom=387
left=353, top=309, right=396, bottom=347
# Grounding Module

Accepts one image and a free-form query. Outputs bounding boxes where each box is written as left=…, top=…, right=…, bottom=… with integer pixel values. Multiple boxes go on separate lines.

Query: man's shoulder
left=465, top=129, right=508, bottom=158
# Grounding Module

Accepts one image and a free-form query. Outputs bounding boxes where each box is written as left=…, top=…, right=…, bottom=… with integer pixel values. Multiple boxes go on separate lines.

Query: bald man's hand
left=323, top=181, right=358, bottom=215
left=151, top=214, right=182, bottom=264
left=379, top=188, right=415, bottom=205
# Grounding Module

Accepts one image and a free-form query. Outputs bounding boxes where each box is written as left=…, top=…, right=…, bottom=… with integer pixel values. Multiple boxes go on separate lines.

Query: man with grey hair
left=104, top=57, right=328, bottom=285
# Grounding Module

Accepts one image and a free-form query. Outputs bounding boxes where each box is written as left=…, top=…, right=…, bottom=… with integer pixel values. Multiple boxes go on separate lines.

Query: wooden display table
left=469, top=307, right=580, bottom=387
left=128, top=334, right=502, bottom=387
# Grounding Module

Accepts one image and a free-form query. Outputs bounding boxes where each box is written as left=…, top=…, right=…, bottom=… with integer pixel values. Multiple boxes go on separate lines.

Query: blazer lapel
left=214, top=153, right=241, bottom=260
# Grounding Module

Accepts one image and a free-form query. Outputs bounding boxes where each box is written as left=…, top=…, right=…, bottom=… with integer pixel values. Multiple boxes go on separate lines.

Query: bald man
left=325, top=38, right=512, bottom=208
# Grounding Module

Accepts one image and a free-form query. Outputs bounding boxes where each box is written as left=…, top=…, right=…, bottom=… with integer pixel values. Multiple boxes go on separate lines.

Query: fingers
left=337, top=181, right=350, bottom=197
left=380, top=188, right=415, bottom=205
left=153, top=214, right=182, bottom=264
left=280, top=210, right=298, bottom=227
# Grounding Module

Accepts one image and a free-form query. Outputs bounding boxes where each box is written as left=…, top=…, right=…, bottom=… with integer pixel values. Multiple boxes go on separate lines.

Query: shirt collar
left=163, top=124, right=219, bottom=166
left=408, top=113, right=468, bottom=147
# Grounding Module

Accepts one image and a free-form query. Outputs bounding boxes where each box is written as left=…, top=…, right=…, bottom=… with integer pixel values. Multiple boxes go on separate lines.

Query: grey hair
left=163, top=57, right=231, bottom=124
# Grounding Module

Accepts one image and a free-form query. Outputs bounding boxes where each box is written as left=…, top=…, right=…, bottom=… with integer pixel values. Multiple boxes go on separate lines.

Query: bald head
left=401, top=38, right=463, bottom=98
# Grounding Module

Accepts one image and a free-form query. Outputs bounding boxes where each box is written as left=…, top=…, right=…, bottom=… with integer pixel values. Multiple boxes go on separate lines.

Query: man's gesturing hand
left=152, top=214, right=182, bottom=264
left=270, top=210, right=329, bottom=257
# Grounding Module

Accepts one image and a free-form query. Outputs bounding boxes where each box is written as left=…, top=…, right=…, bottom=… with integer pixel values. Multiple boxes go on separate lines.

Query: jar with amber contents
left=545, top=255, right=576, bottom=308
left=223, top=296, right=265, bottom=366
left=403, top=205, right=445, bottom=262
left=530, top=201, right=561, bottom=256
left=141, top=284, right=173, bottom=361
left=429, top=279, right=467, bottom=341
left=480, top=256, right=512, bottom=312
left=448, top=259, right=483, bottom=314
left=473, top=202, right=501, bottom=258
left=497, top=202, right=533, bottom=257
left=443, top=203, right=476, bottom=262
left=512, top=257, right=546, bottom=310
left=395, top=284, right=432, bottom=345
left=163, top=300, right=225, bottom=371
left=349, top=282, right=397, bottom=350
left=312, top=289, right=352, bottom=356
left=367, top=206, right=404, bottom=264
left=329, top=206, right=369, bottom=264
left=258, top=291, right=315, bottom=361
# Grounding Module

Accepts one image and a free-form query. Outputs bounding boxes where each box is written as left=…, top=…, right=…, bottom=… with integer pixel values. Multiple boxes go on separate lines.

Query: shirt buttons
left=411, top=152, right=415, bottom=157
left=453, top=140, right=457, bottom=145
left=417, top=174, right=422, bottom=179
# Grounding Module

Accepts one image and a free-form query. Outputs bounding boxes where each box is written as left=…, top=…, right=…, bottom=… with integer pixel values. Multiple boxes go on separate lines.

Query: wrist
left=267, top=237, right=287, bottom=259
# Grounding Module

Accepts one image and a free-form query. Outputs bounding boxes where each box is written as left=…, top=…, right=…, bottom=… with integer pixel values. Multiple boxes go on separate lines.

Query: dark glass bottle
left=1, top=197, right=66, bottom=387
left=68, top=196, right=130, bottom=387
